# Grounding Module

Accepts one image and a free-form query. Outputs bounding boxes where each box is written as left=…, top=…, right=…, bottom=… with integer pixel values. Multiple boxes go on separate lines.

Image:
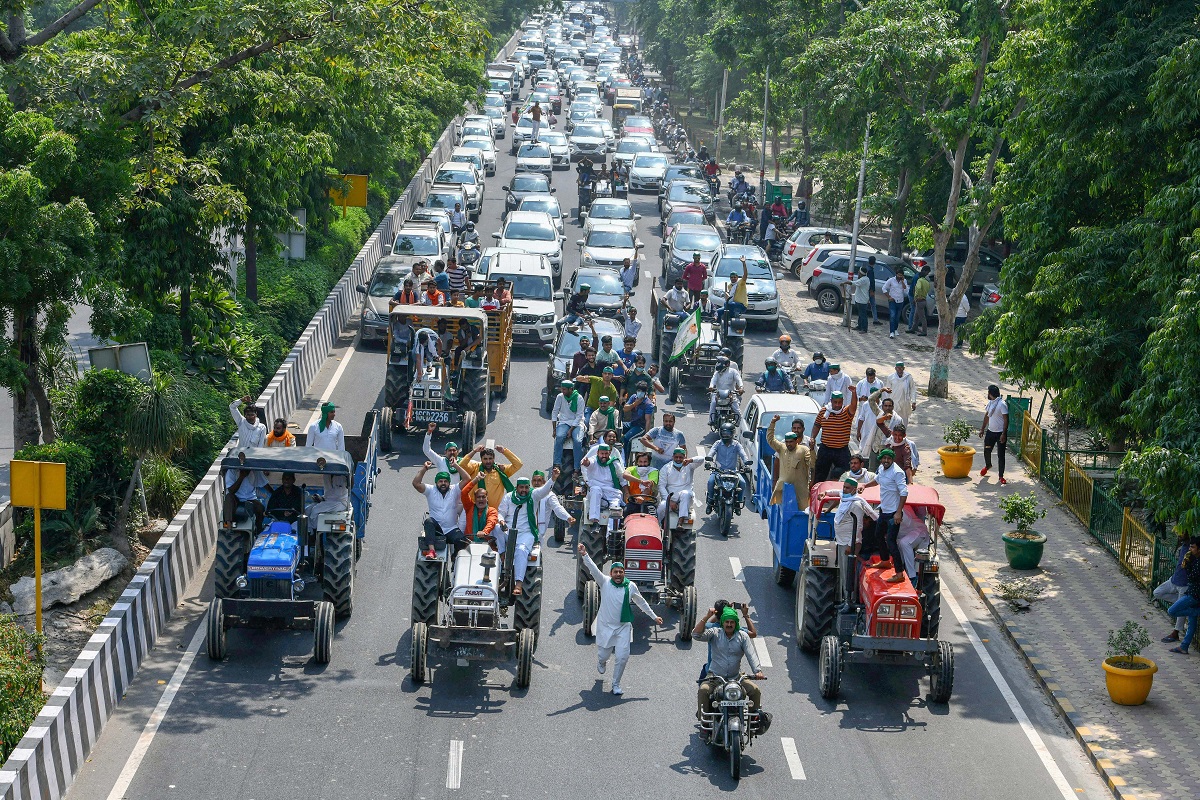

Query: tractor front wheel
left=206, top=598, right=227, bottom=661
left=796, top=564, right=836, bottom=653
left=313, top=601, right=335, bottom=664
left=928, top=640, right=955, bottom=703
left=818, top=635, right=842, bottom=699
left=515, top=628, right=535, bottom=689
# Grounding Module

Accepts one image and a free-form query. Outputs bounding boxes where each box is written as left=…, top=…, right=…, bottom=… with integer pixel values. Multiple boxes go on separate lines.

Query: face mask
left=815, top=359, right=824, bottom=365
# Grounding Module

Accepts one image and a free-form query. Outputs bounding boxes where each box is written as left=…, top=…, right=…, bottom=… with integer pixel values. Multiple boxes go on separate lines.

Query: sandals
left=1169, top=646, right=1189, bottom=654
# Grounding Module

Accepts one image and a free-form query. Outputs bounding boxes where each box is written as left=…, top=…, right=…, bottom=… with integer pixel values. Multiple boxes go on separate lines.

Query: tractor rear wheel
left=411, top=622, right=429, bottom=684
left=818, top=635, right=842, bottom=699
left=515, top=628, right=535, bottom=689
left=667, top=367, right=681, bottom=403
left=498, top=361, right=511, bottom=400
left=205, top=598, right=227, bottom=661
left=380, top=407, right=394, bottom=453
left=313, top=601, right=334, bottom=664
left=411, top=555, right=442, bottom=625
left=576, top=522, right=605, bottom=599
left=679, top=585, right=697, bottom=641
left=668, top=528, right=696, bottom=593
left=928, top=640, right=955, bottom=703
left=462, top=369, right=489, bottom=435
left=772, top=550, right=796, bottom=589
left=796, top=564, right=836, bottom=653
left=919, top=569, right=942, bottom=639
left=553, top=517, right=566, bottom=544
left=582, top=580, right=600, bottom=637
left=514, top=569, right=543, bottom=651
left=214, top=533, right=247, bottom=599
left=384, top=365, right=409, bottom=410
left=460, top=410, right=478, bottom=449
left=322, top=533, right=355, bottom=619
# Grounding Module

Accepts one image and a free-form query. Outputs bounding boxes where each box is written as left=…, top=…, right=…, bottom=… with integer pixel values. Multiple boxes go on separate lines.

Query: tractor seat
left=914, top=548, right=931, bottom=562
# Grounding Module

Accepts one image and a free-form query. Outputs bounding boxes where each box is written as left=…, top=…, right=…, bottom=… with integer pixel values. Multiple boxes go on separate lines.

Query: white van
left=485, top=252, right=558, bottom=347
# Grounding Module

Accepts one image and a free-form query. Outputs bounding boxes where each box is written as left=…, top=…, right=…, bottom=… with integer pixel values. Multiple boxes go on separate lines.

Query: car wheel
left=816, top=287, right=842, bottom=313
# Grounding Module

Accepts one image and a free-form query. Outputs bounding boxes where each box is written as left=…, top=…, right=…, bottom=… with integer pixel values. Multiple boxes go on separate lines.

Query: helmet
left=465, top=221, right=475, bottom=232
left=720, top=347, right=732, bottom=358
left=716, top=355, right=730, bottom=370
left=720, top=424, right=734, bottom=441
left=764, top=357, right=778, bottom=369
left=813, top=351, right=824, bottom=361
left=779, top=334, right=791, bottom=345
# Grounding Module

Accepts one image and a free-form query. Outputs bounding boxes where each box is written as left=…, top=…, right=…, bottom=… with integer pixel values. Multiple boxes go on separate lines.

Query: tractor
left=792, top=481, right=953, bottom=703
left=648, top=285, right=745, bottom=403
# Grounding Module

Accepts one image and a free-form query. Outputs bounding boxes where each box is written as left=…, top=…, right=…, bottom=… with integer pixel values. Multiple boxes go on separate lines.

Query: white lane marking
left=106, top=618, right=208, bottom=800
left=944, top=586, right=1077, bottom=800
left=752, top=636, right=772, bottom=668
left=303, top=347, right=357, bottom=431
left=781, top=737, right=807, bottom=780
left=644, top=270, right=652, bottom=279
left=445, top=739, right=464, bottom=790
left=729, top=556, right=744, bottom=581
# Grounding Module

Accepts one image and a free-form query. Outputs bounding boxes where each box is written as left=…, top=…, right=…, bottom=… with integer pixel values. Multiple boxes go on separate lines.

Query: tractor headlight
left=430, top=388, right=442, bottom=399
left=412, top=388, right=425, bottom=398
left=899, top=605, right=917, bottom=619
left=877, top=603, right=895, bottom=617
left=292, top=578, right=305, bottom=594
left=723, top=683, right=744, bottom=701
left=235, top=575, right=248, bottom=590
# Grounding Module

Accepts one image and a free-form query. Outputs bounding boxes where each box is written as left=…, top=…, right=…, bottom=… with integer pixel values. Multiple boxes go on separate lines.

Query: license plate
left=514, top=326, right=531, bottom=335
left=452, top=646, right=485, bottom=659
left=718, top=700, right=746, bottom=707
left=413, top=409, right=451, bottom=424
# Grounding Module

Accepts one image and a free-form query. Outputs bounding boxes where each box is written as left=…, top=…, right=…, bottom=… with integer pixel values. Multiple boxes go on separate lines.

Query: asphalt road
left=63, top=79, right=1110, bottom=800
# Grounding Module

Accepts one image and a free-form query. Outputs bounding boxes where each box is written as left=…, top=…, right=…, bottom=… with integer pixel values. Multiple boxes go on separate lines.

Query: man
left=594, top=334, right=621, bottom=372
left=582, top=443, right=624, bottom=523
left=223, top=461, right=266, bottom=532
left=619, top=257, right=637, bottom=295
left=577, top=164, right=595, bottom=218
left=822, top=363, right=853, bottom=406
left=718, top=256, right=750, bottom=335
left=840, top=453, right=877, bottom=490
left=422, top=423, right=462, bottom=487
left=433, top=260, right=450, bottom=294
left=771, top=334, right=798, bottom=372
left=863, top=389, right=896, bottom=471
left=693, top=606, right=765, bottom=729
left=683, top=252, right=707, bottom=303
left=266, top=471, right=303, bottom=525
left=882, top=266, right=908, bottom=338
left=696, top=288, right=719, bottom=318
left=706, top=424, right=749, bottom=514
left=979, top=384, right=1009, bottom=485
left=756, top=357, right=793, bottom=392
left=266, top=418, right=295, bottom=447
left=412, top=327, right=441, bottom=378
left=583, top=429, right=624, bottom=466
left=1166, top=537, right=1200, bottom=655
left=866, top=255, right=879, bottom=323
left=494, top=477, right=555, bottom=596
left=306, top=402, right=345, bottom=451
left=954, top=291, right=970, bottom=348
left=617, top=299, right=641, bottom=343
left=392, top=276, right=421, bottom=306
left=459, top=476, right=499, bottom=541
left=663, top=277, right=692, bottom=322
left=422, top=278, right=445, bottom=307
left=306, top=465, right=351, bottom=530
left=530, top=100, right=543, bottom=142
left=707, top=355, right=744, bottom=426
left=562, top=284, right=591, bottom=326
left=617, top=337, right=640, bottom=372
left=449, top=203, right=467, bottom=235
left=588, top=394, right=621, bottom=443
left=887, top=422, right=919, bottom=482
left=725, top=204, right=748, bottom=230
left=578, top=545, right=662, bottom=695
left=832, top=477, right=879, bottom=593
left=640, top=413, right=686, bottom=470
left=884, top=361, right=917, bottom=425
left=480, top=286, right=500, bottom=310
left=766, top=415, right=812, bottom=506
left=621, top=386, right=655, bottom=459
left=446, top=256, right=473, bottom=297
left=875, top=448, right=910, bottom=584
left=552, top=378, right=587, bottom=474
left=788, top=199, right=809, bottom=227
left=657, top=447, right=699, bottom=523
left=230, top=396, right=267, bottom=449
left=847, top=266, right=871, bottom=332
left=532, top=469, right=574, bottom=535
left=768, top=196, right=787, bottom=220
left=570, top=327, right=596, bottom=378
left=728, top=171, right=748, bottom=198
left=412, top=462, right=466, bottom=560
left=622, top=451, right=659, bottom=503
left=1156, top=532, right=1192, bottom=644
left=810, top=391, right=858, bottom=483
left=458, top=444, right=524, bottom=508
left=907, top=266, right=931, bottom=335
left=894, top=506, right=931, bottom=581
left=801, top=351, right=829, bottom=387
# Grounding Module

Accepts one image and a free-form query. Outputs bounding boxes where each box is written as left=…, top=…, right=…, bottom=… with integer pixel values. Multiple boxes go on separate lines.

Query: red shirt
left=683, top=261, right=707, bottom=291
left=704, top=162, right=718, bottom=176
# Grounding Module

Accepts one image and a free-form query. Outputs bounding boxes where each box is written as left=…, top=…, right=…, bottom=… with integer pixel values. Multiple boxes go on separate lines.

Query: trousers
left=1154, top=580, right=1188, bottom=633
left=658, top=490, right=694, bottom=522
left=813, top=444, right=851, bottom=483
left=983, top=430, right=1006, bottom=477
left=554, top=423, right=584, bottom=471
left=697, top=676, right=761, bottom=718
left=1167, top=595, right=1200, bottom=650
left=598, top=635, right=631, bottom=687
left=882, top=511, right=904, bottom=572
left=493, top=528, right=536, bottom=582
left=587, top=484, right=623, bottom=521
left=422, top=516, right=467, bottom=553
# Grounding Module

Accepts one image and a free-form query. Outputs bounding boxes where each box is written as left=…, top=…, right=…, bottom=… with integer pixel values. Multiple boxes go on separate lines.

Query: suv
left=504, top=172, right=554, bottom=215
left=806, top=252, right=912, bottom=314
left=576, top=223, right=643, bottom=272
left=658, top=164, right=706, bottom=208
left=486, top=252, right=558, bottom=347
left=794, top=241, right=881, bottom=285
left=432, top=162, right=484, bottom=219
left=908, top=243, right=1004, bottom=303
left=659, top=223, right=722, bottom=284
left=356, top=265, right=408, bottom=346
left=423, top=183, right=467, bottom=216
left=492, top=210, right=565, bottom=277
left=781, top=228, right=859, bottom=277
left=704, top=244, right=780, bottom=330
left=544, top=316, right=624, bottom=412
left=386, top=221, right=449, bottom=271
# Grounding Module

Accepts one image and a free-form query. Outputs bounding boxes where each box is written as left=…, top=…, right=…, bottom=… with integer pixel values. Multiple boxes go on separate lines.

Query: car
left=544, top=316, right=624, bottom=412
left=612, top=137, right=655, bottom=170
left=908, top=242, right=1005, bottom=303
left=658, top=164, right=706, bottom=208
left=569, top=121, right=609, bottom=160
left=432, top=163, right=484, bottom=218
left=476, top=245, right=525, bottom=277
left=621, top=115, right=654, bottom=137
left=356, top=265, right=409, bottom=345
left=705, top=244, right=781, bottom=329
left=423, top=183, right=467, bottom=216
left=564, top=267, right=627, bottom=317
left=661, top=180, right=715, bottom=222
left=793, top=241, right=882, bottom=284
left=486, top=251, right=558, bottom=346
left=805, top=251, right=909, bottom=314
left=460, top=121, right=492, bottom=143
left=510, top=115, right=538, bottom=154
left=663, top=205, right=707, bottom=239
left=449, top=147, right=487, bottom=179
left=739, top=392, right=822, bottom=485
left=597, top=118, right=617, bottom=147
left=386, top=221, right=450, bottom=271
left=581, top=198, right=641, bottom=236
left=409, top=206, right=453, bottom=239
left=628, top=152, right=670, bottom=193
left=538, top=130, right=571, bottom=169
left=483, top=92, right=508, bottom=111
left=660, top=223, right=722, bottom=284
left=504, top=172, right=554, bottom=214
left=781, top=227, right=859, bottom=277
left=516, top=142, right=554, bottom=175
left=483, top=106, right=507, bottom=138
left=459, top=136, right=497, bottom=175
left=576, top=223, right=643, bottom=273
left=517, top=194, right=567, bottom=236
left=492, top=210, right=565, bottom=276
left=566, top=106, right=595, bottom=133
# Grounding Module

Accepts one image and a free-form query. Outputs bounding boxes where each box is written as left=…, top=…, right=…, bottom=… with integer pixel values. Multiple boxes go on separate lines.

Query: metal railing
left=1061, top=455, right=1094, bottom=528
left=1020, top=411, right=1042, bottom=475
left=1120, top=509, right=1157, bottom=587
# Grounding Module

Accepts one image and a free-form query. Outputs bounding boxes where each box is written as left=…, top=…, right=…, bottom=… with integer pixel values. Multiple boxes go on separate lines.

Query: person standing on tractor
left=705, top=424, right=749, bottom=514
left=692, top=606, right=766, bottom=733
left=531, top=469, right=574, bottom=533
left=552, top=379, right=587, bottom=472
left=810, top=391, right=858, bottom=482
left=230, top=396, right=267, bottom=448
left=412, top=462, right=467, bottom=560
left=581, top=443, right=624, bottom=523
left=875, top=448, right=910, bottom=583
left=494, top=477, right=555, bottom=596
left=717, top=256, right=750, bottom=335
left=884, top=361, right=917, bottom=424
left=266, top=418, right=296, bottom=447
left=577, top=544, right=662, bottom=695
left=458, top=444, right=524, bottom=508
left=422, top=423, right=462, bottom=487
left=766, top=415, right=812, bottom=506
left=459, top=475, right=499, bottom=542
left=306, top=402, right=345, bottom=451
left=683, top=252, right=707, bottom=304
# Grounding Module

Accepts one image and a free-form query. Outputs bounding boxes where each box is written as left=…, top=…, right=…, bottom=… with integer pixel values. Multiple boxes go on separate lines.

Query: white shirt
left=552, top=391, right=587, bottom=428
left=423, top=483, right=463, bottom=531
left=876, top=463, right=909, bottom=513
left=833, top=494, right=879, bottom=546
left=584, top=454, right=623, bottom=488
left=823, top=371, right=853, bottom=406
left=884, top=371, right=916, bottom=413
left=985, top=398, right=1009, bottom=433
left=224, top=468, right=266, bottom=501
left=497, top=483, right=555, bottom=537
left=659, top=460, right=698, bottom=494
left=620, top=313, right=642, bottom=342
left=584, top=443, right=625, bottom=467
left=423, top=434, right=461, bottom=485
left=229, top=401, right=267, bottom=449
left=581, top=552, right=656, bottom=648
left=708, top=366, right=743, bottom=393
left=851, top=274, right=871, bottom=304
left=663, top=288, right=690, bottom=311
left=322, top=474, right=350, bottom=504
left=957, top=293, right=970, bottom=318
left=449, top=210, right=466, bottom=227
left=882, top=276, right=907, bottom=303
left=771, top=348, right=799, bottom=370
left=306, top=419, right=346, bottom=451
left=536, top=491, right=572, bottom=530
left=855, top=379, right=884, bottom=423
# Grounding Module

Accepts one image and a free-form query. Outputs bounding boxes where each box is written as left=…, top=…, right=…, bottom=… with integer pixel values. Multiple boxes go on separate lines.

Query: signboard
left=330, top=174, right=369, bottom=217
left=88, top=342, right=152, bottom=383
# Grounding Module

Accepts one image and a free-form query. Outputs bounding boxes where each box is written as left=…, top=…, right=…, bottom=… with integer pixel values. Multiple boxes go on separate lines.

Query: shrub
left=0, top=615, right=47, bottom=763
left=142, top=456, right=195, bottom=519
left=1107, top=621, right=1151, bottom=669
left=942, top=419, right=974, bottom=451
left=999, top=491, right=1047, bottom=534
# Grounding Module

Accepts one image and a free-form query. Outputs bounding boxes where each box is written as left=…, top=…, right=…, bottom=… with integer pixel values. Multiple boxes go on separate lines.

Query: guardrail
left=0, top=24, right=522, bottom=800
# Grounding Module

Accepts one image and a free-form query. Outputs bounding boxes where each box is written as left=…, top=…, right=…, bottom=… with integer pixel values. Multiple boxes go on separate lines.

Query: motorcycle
left=457, top=241, right=481, bottom=271
left=706, top=173, right=721, bottom=195
left=705, top=461, right=748, bottom=537
left=709, top=389, right=739, bottom=432
left=727, top=222, right=755, bottom=246
left=700, top=673, right=766, bottom=780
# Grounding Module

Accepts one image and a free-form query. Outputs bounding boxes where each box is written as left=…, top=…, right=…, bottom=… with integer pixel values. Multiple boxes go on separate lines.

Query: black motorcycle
left=705, top=460, right=748, bottom=537
left=699, top=673, right=765, bottom=780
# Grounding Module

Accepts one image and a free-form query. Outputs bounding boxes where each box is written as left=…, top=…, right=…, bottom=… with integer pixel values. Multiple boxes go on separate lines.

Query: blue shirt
left=726, top=210, right=747, bottom=225
left=802, top=362, right=830, bottom=382
left=618, top=348, right=639, bottom=370
left=757, top=369, right=793, bottom=392
left=434, top=272, right=450, bottom=292
left=708, top=440, right=748, bottom=471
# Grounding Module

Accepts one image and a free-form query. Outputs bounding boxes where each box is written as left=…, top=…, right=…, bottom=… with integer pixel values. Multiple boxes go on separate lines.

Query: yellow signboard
left=10, top=460, right=67, bottom=510
left=329, top=173, right=369, bottom=211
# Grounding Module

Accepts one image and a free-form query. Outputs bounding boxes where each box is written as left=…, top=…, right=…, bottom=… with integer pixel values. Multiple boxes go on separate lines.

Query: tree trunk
left=888, top=168, right=912, bottom=256
left=180, top=281, right=192, bottom=349
left=110, top=457, right=139, bottom=560
left=928, top=313, right=956, bottom=398
left=13, top=308, right=44, bottom=450
left=772, top=125, right=780, bottom=181
left=800, top=105, right=812, bottom=199
left=244, top=225, right=258, bottom=303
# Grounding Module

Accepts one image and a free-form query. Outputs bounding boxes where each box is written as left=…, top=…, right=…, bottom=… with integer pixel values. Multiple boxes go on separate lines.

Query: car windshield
left=632, top=154, right=668, bottom=170
left=484, top=96, right=505, bottom=108
left=530, top=92, right=550, bottom=103
left=484, top=107, right=503, bottom=119
left=493, top=273, right=552, bottom=301
left=714, top=256, right=773, bottom=278
left=368, top=272, right=408, bottom=297
left=667, top=167, right=704, bottom=182
left=462, top=126, right=489, bottom=138
left=435, top=169, right=476, bottom=185
left=424, top=193, right=460, bottom=209
left=668, top=211, right=706, bottom=227
left=519, top=144, right=551, bottom=158
left=516, top=118, right=535, bottom=130
left=451, top=154, right=481, bottom=169
left=504, top=221, right=555, bottom=241
left=511, top=175, right=549, bottom=192
left=570, top=109, right=592, bottom=119
left=616, top=140, right=651, bottom=155
left=625, top=116, right=652, bottom=128
left=573, top=124, right=605, bottom=138
left=520, top=197, right=559, bottom=215
left=589, top=202, right=633, bottom=220
left=587, top=230, right=635, bottom=248
left=393, top=233, right=440, bottom=255
left=669, top=183, right=711, bottom=203
left=540, top=132, right=567, bottom=145
left=676, top=231, right=721, bottom=252
left=577, top=271, right=623, bottom=295
left=557, top=324, right=617, bottom=357
left=461, top=139, right=492, bottom=152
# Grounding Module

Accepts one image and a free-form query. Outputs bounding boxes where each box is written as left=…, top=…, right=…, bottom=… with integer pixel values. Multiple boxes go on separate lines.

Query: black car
left=908, top=242, right=1004, bottom=303
left=565, top=267, right=627, bottom=317
left=504, top=172, right=555, bottom=214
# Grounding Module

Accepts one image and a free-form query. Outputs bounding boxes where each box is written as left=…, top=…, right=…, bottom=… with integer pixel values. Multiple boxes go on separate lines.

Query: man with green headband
left=552, top=379, right=587, bottom=472
left=876, top=447, right=910, bottom=584
left=412, top=461, right=466, bottom=560
left=306, top=402, right=345, bottom=451
left=459, top=443, right=524, bottom=508
left=581, top=443, right=625, bottom=523
left=532, top=469, right=574, bottom=534
left=577, top=543, right=662, bottom=695
left=495, top=476, right=556, bottom=596
left=693, top=604, right=765, bottom=726
left=587, top=393, right=620, bottom=441
left=657, top=447, right=699, bottom=524
left=423, top=422, right=462, bottom=486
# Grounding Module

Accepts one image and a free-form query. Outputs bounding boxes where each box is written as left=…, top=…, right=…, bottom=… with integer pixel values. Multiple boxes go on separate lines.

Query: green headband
left=560, top=379, right=574, bottom=388
left=673, top=447, right=687, bottom=455
left=532, top=470, right=546, bottom=478
left=435, top=471, right=451, bottom=481
left=516, top=477, right=531, bottom=486
left=609, top=560, right=625, bottom=572
left=880, top=448, right=895, bottom=458
left=843, top=477, right=859, bottom=488
left=784, top=432, right=798, bottom=440
left=445, top=441, right=459, bottom=451
left=599, top=443, right=612, bottom=451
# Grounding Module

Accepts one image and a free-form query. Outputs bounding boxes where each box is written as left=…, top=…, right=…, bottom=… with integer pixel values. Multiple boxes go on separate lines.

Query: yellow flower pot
left=1102, top=656, right=1157, bottom=705
left=938, top=445, right=976, bottom=479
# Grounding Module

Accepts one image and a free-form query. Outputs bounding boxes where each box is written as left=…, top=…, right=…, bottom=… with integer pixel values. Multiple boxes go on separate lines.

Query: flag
left=669, top=308, right=702, bottom=362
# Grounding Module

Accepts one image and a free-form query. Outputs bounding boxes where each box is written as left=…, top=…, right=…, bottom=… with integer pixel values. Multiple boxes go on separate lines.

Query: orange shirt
left=266, top=431, right=295, bottom=447
left=461, top=484, right=499, bottom=539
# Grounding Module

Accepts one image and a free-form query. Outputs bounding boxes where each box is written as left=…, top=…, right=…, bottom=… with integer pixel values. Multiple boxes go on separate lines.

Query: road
left=63, top=74, right=1110, bottom=800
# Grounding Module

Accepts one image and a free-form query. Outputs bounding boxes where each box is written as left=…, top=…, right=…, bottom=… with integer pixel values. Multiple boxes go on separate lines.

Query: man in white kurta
left=582, top=443, right=624, bottom=523
left=854, top=369, right=884, bottom=442
left=532, top=470, right=574, bottom=533
left=658, top=448, right=700, bottom=522
left=422, top=422, right=462, bottom=487
left=306, top=402, right=346, bottom=451
left=883, top=362, right=917, bottom=425
left=578, top=546, right=662, bottom=695
left=230, top=396, right=267, bottom=448
left=495, top=477, right=556, bottom=594
left=822, top=363, right=853, bottom=406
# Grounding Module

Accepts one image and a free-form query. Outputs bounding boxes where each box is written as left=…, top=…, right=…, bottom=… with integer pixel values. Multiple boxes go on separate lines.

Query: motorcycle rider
left=704, top=158, right=720, bottom=192
left=771, top=334, right=799, bottom=372
left=727, top=171, right=748, bottom=201
left=705, top=424, right=749, bottom=514
left=801, top=351, right=830, bottom=386
left=707, top=354, right=744, bottom=426
left=458, top=220, right=480, bottom=248
left=755, top=357, right=794, bottom=393
left=693, top=605, right=766, bottom=731
left=581, top=443, right=625, bottom=524
left=787, top=198, right=810, bottom=227
left=725, top=203, right=749, bottom=242
left=658, top=447, right=699, bottom=524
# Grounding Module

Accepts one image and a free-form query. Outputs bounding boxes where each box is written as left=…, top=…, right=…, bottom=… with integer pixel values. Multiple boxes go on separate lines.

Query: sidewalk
left=777, top=286, right=1200, bottom=800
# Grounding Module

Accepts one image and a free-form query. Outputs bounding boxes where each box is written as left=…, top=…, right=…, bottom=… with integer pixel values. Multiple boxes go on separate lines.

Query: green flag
left=669, top=307, right=702, bottom=362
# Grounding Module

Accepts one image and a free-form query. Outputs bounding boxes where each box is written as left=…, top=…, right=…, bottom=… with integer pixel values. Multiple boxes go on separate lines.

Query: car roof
left=717, top=243, right=769, bottom=258
left=750, top=393, right=822, bottom=416
left=397, top=221, right=441, bottom=234
left=666, top=205, right=706, bottom=217
left=511, top=172, right=550, bottom=184
left=587, top=222, right=634, bottom=234
left=488, top=252, right=552, bottom=275
left=506, top=210, right=555, bottom=223
left=519, top=192, right=560, bottom=205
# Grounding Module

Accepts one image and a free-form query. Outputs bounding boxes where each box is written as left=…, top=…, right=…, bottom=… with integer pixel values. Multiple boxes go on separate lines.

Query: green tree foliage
left=0, top=615, right=46, bottom=764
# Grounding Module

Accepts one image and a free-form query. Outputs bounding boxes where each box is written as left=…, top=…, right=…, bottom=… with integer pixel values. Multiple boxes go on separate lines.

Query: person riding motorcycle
left=707, top=355, right=743, bottom=426
left=705, top=424, right=749, bottom=514
left=725, top=204, right=748, bottom=227
left=693, top=606, right=767, bottom=733
left=771, top=335, right=799, bottom=372
left=728, top=172, right=748, bottom=200
left=802, top=351, right=831, bottom=385
left=787, top=199, right=810, bottom=227
left=459, top=220, right=479, bottom=247
left=755, top=357, right=794, bottom=393
left=697, top=145, right=710, bottom=162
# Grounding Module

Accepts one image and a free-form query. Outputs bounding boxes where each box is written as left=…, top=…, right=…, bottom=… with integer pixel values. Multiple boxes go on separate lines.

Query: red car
left=621, top=115, right=654, bottom=138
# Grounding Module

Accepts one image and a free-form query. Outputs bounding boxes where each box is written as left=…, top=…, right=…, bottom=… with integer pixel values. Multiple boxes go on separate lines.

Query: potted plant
left=999, top=491, right=1047, bottom=569
left=937, top=419, right=977, bottom=479
left=1102, top=621, right=1157, bottom=705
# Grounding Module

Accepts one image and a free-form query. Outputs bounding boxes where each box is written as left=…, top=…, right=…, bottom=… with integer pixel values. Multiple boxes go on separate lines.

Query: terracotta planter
left=1002, top=530, right=1047, bottom=570
left=938, top=445, right=976, bottom=479
left=1102, top=656, right=1157, bottom=705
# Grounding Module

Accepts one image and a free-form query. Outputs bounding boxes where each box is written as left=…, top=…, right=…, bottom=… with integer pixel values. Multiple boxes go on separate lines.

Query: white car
left=460, top=121, right=492, bottom=143
left=576, top=222, right=643, bottom=272
left=432, top=163, right=484, bottom=218
left=449, top=147, right=487, bottom=178
left=492, top=210, right=565, bottom=276
left=569, top=121, right=608, bottom=160
left=459, top=136, right=497, bottom=176
left=518, top=194, right=567, bottom=235
left=538, top=130, right=571, bottom=169
left=485, top=251, right=558, bottom=346
left=781, top=227, right=860, bottom=277
left=628, top=152, right=670, bottom=193
left=483, top=106, right=507, bottom=139
left=516, top=142, right=553, bottom=175
left=581, top=198, right=641, bottom=236
left=794, top=241, right=882, bottom=284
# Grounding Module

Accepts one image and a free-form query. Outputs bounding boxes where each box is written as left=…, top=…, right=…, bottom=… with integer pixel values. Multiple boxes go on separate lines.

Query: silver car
left=628, top=152, right=670, bottom=193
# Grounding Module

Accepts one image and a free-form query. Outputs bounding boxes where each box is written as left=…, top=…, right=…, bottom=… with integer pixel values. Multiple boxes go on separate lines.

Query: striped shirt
left=815, top=406, right=854, bottom=448
left=447, top=265, right=471, bottom=294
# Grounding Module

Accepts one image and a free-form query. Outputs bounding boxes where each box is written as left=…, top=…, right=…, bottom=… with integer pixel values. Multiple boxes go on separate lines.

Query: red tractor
left=794, top=481, right=953, bottom=703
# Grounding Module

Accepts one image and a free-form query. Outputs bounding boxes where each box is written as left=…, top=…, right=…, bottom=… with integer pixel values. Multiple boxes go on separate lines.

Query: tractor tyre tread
left=323, top=533, right=355, bottom=619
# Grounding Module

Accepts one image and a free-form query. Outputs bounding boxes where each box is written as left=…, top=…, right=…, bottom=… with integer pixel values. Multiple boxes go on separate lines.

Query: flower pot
left=938, top=445, right=976, bottom=479
left=1002, top=530, right=1047, bottom=570
left=1102, top=656, right=1157, bottom=705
